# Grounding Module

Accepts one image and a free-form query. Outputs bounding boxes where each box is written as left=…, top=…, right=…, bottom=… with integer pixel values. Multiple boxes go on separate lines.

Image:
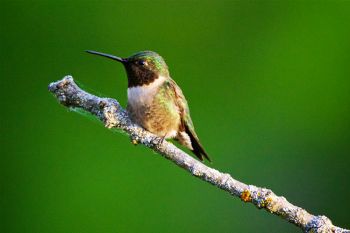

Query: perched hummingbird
left=86, top=50, right=211, bottom=162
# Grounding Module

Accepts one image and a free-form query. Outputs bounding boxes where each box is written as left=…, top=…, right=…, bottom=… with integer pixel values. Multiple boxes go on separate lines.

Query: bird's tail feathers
left=185, top=125, right=211, bottom=162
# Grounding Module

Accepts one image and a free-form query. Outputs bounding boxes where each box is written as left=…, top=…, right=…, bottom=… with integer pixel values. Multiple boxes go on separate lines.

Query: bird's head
left=86, top=50, right=169, bottom=87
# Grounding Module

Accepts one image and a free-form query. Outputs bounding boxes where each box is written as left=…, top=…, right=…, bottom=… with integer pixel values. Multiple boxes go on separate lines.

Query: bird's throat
left=126, top=67, right=163, bottom=87
left=127, top=75, right=166, bottom=107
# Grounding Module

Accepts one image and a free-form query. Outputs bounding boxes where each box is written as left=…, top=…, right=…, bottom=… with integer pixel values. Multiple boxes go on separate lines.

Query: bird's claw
left=159, top=136, right=166, bottom=144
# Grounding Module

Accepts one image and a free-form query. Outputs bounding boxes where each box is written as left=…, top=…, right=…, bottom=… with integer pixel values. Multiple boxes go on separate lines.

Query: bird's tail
left=185, top=125, right=211, bottom=162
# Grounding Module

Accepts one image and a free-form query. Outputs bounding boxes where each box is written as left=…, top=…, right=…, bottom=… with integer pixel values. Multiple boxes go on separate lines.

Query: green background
left=1, top=0, right=350, bottom=232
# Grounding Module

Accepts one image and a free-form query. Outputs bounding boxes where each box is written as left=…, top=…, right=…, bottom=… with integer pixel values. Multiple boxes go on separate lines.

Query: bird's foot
left=155, top=135, right=166, bottom=149
left=160, top=135, right=166, bottom=144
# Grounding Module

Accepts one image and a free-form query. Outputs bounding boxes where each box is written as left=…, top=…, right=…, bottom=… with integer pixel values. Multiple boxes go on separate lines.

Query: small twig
left=48, top=75, right=349, bottom=233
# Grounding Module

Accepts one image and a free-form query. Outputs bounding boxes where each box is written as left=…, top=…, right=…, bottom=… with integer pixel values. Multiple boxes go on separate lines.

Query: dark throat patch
left=125, top=64, right=159, bottom=87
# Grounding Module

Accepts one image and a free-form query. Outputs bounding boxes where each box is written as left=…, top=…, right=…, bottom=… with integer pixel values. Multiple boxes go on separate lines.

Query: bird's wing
left=165, top=79, right=211, bottom=162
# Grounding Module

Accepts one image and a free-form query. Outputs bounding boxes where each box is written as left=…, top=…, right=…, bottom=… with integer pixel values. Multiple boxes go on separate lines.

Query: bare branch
left=48, top=75, right=349, bottom=233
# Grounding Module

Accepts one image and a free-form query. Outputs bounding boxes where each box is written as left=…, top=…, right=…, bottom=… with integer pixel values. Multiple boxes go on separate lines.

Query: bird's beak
left=85, top=50, right=126, bottom=63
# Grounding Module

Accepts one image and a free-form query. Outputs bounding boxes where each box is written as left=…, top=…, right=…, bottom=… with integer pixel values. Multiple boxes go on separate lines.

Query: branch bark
left=48, top=75, right=349, bottom=233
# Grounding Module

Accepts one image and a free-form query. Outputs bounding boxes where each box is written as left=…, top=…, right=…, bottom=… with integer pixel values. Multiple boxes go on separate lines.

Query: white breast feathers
left=127, top=75, right=166, bottom=106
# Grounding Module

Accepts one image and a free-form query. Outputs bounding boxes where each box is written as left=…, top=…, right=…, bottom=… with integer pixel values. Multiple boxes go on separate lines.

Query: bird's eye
left=137, top=60, right=146, bottom=66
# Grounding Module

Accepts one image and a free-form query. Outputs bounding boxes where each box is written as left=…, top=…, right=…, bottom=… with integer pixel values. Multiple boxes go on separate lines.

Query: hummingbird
left=86, top=50, right=211, bottom=162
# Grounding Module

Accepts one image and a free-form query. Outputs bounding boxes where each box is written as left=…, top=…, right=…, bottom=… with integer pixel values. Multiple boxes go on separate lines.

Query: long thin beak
left=85, top=50, right=126, bottom=63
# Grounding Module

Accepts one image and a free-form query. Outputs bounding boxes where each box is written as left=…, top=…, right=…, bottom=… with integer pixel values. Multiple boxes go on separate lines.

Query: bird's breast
left=126, top=75, right=180, bottom=138
left=127, top=75, right=166, bottom=108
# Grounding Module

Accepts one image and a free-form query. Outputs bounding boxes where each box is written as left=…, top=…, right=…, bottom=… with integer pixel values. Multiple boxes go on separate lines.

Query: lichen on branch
left=48, top=75, right=349, bottom=233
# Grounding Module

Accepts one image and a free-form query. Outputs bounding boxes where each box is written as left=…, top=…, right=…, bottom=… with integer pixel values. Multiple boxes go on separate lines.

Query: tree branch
left=48, top=75, right=349, bottom=233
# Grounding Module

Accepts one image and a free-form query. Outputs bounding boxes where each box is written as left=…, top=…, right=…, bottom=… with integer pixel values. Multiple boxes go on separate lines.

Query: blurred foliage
left=1, top=0, right=350, bottom=232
